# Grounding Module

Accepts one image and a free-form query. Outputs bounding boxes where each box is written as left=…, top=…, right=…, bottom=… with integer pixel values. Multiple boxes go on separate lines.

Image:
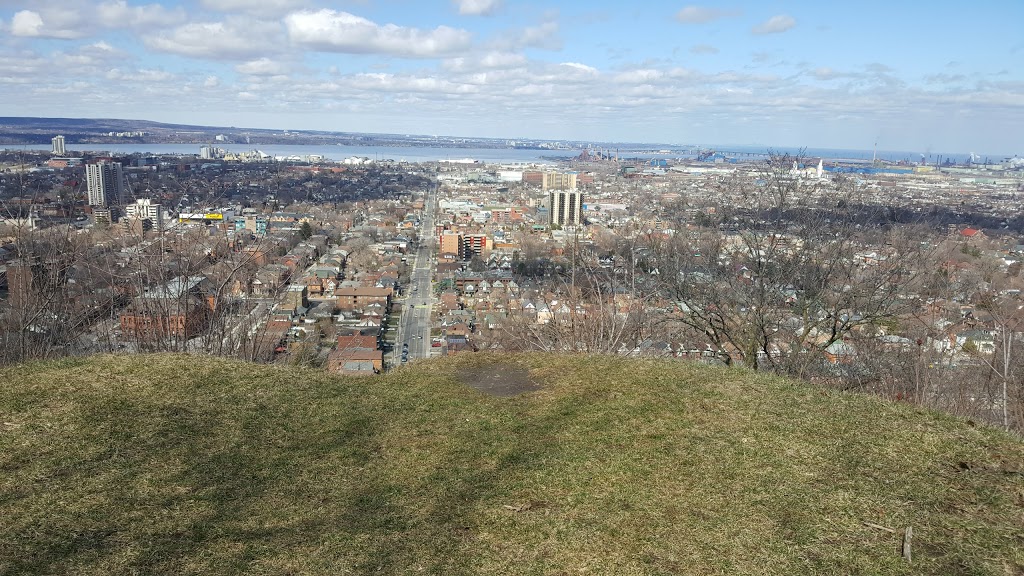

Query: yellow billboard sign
left=179, top=212, right=225, bottom=222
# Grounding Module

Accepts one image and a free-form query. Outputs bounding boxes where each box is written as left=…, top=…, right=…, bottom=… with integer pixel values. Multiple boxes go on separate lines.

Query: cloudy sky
left=1, top=0, right=1021, bottom=154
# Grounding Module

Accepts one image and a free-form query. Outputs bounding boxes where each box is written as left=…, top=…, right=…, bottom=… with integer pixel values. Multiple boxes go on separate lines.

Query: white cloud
left=453, top=0, right=502, bottom=16
left=479, top=51, right=526, bottom=68
left=752, top=15, right=796, bottom=35
left=690, top=44, right=719, bottom=55
left=493, top=20, right=561, bottom=51
left=95, top=0, right=186, bottom=29
left=136, top=68, right=174, bottom=81
left=10, top=9, right=82, bottom=38
left=88, top=41, right=116, bottom=52
left=285, top=9, right=472, bottom=58
left=145, top=18, right=283, bottom=59
left=51, top=46, right=118, bottom=68
left=442, top=51, right=527, bottom=74
left=675, top=6, right=738, bottom=24
left=10, top=10, right=45, bottom=36
left=813, top=67, right=837, bottom=80
left=236, top=58, right=290, bottom=76
left=0, top=50, right=48, bottom=80
left=560, top=62, right=597, bottom=74
left=348, top=72, right=479, bottom=95
left=203, top=75, right=220, bottom=87
left=113, top=68, right=171, bottom=83
left=613, top=68, right=664, bottom=84
left=200, top=0, right=308, bottom=17
left=7, top=1, right=183, bottom=39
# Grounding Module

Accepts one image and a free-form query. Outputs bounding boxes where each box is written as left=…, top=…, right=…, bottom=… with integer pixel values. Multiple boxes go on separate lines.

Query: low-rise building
left=336, top=286, right=392, bottom=311
left=119, top=276, right=214, bottom=339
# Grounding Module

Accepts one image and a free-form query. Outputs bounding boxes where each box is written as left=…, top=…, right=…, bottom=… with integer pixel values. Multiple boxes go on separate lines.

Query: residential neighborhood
left=1, top=143, right=1024, bottom=426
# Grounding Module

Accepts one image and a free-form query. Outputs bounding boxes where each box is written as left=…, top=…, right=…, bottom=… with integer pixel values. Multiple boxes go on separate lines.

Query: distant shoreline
left=0, top=117, right=1012, bottom=164
left=3, top=141, right=1003, bottom=166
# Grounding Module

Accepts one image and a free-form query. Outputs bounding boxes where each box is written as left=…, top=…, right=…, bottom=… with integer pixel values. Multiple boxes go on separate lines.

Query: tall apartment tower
left=542, top=172, right=577, bottom=191
left=51, top=135, right=66, bottom=155
left=549, top=190, right=583, bottom=227
left=86, top=161, right=125, bottom=207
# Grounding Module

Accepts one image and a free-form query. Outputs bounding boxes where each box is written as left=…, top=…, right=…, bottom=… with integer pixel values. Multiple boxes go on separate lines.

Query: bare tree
left=965, top=298, right=1024, bottom=430
left=649, top=152, right=933, bottom=372
left=494, top=232, right=664, bottom=354
left=0, top=156, right=104, bottom=364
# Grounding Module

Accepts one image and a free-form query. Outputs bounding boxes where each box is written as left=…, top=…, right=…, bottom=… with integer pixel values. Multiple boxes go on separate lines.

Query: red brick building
left=327, top=334, right=384, bottom=375
left=336, top=286, right=392, bottom=312
left=119, top=276, right=214, bottom=339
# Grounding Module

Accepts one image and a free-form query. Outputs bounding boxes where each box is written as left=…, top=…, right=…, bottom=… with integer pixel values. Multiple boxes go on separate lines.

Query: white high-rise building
left=51, top=135, right=65, bottom=155
left=86, top=162, right=125, bottom=207
left=549, top=190, right=583, bottom=227
left=124, top=198, right=164, bottom=230
left=200, top=145, right=214, bottom=159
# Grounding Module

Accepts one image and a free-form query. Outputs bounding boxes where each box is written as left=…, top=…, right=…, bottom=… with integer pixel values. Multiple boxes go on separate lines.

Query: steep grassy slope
left=1, top=353, right=1022, bottom=575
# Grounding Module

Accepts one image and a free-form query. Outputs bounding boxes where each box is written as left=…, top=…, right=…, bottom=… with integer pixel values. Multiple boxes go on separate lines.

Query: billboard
left=179, top=212, right=225, bottom=222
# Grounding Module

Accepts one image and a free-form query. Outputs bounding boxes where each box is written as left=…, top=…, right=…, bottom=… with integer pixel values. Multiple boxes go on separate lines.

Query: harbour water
left=3, top=142, right=997, bottom=165
left=4, top=143, right=580, bottom=164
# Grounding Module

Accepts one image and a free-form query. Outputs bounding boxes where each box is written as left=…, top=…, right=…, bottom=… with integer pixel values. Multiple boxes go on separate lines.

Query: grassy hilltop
left=1, top=353, right=1022, bottom=575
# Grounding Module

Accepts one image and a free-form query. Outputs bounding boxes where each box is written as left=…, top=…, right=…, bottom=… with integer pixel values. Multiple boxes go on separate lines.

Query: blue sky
left=1, top=0, right=1021, bottom=154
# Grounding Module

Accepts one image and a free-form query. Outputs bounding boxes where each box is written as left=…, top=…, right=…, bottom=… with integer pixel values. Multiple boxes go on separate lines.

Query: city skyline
left=0, top=0, right=1021, bottom=155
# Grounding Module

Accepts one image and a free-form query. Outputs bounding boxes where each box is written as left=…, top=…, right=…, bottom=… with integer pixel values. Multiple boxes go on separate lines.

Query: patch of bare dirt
left=458, top=364, right=540, bottom=397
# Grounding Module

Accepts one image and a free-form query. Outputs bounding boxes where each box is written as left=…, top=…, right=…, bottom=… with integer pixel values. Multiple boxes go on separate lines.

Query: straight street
left=396, top=182, right=438, bottom=364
